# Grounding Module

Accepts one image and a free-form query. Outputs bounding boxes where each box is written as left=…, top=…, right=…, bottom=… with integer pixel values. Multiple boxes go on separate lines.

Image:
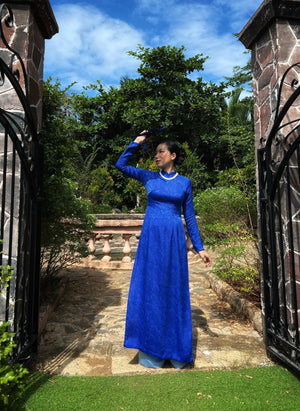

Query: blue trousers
left=139, top=351, right=188, bottom=369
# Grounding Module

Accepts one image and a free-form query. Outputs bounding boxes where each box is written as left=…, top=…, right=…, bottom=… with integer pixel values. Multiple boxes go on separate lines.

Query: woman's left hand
left=199, top=250, right=212, bottom=267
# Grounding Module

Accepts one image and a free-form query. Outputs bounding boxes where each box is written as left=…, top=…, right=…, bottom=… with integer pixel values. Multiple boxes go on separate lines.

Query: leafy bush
left=211, top=234, right=260, bottom=299
left=0, top=249, right=29, bottom=408
left=87, top=165, right=122, bottom=212
left=40, top=175, right=95, bottom=278
left=194, top=186, right=251, bottom=245
left=216, top=165, right=257, bottom=225
left=194, top=186, right=249, bottom=225
left=178, top=142, right=212, bottom=194
left=41, top=78, right=95, bottom=277
left=194, top=187, right=260, bottom=300
left=0, top=321, right=29, bottom=408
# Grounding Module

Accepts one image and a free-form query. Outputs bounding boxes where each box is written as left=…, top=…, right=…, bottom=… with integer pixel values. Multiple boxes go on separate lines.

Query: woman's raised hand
left=134, top=130, right=148, bottom=145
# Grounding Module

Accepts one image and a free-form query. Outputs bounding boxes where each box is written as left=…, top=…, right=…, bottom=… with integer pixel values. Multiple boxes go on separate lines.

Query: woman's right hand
left=134, top=130, right=148, bottom=145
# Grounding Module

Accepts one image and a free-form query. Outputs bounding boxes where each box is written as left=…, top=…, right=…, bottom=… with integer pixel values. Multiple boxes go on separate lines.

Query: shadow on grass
left=11, top=373, right=51, bottom=410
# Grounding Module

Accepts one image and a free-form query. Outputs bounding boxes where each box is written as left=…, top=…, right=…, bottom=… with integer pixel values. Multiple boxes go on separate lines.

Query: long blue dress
left=115, top=142, right=204, bottom=364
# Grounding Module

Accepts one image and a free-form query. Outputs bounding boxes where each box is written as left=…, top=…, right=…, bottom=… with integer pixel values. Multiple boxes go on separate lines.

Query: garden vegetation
left=0, top=245, right=29, bottom=409
left=40, top=45, right=258, bottom=300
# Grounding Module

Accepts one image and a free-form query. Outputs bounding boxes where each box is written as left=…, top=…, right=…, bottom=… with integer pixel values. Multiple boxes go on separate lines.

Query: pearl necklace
left=159, top=171, right=178, bottom=180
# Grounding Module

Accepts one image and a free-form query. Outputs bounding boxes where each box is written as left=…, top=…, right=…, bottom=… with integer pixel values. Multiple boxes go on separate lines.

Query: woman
left=115, top=132, right=212, bottom=369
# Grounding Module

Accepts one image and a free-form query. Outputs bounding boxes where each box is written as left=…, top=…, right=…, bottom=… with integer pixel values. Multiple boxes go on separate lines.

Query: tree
left=40, top=78, right=94, bottom=277
left=225, top=58, right=252, bottom=88
left=218, top=60, right=256, bottom=231
left=68, top=45, right=228, bottom=207
left=44, top=46, right=256, bottom=214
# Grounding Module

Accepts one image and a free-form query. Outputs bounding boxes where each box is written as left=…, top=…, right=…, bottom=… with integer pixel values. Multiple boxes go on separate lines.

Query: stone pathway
left=33, top=260, right=272, bottom=376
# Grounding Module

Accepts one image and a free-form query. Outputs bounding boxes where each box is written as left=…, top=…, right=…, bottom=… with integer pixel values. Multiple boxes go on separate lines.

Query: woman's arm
left=183, top=180, right=212, bottom=267
left=115, top=133, right=150, bottom=184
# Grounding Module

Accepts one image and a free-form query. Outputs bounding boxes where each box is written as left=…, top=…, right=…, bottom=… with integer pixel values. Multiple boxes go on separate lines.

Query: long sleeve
left=182, top=179, right=204, bottom=252
left=115, top=141, right=150, bottom=185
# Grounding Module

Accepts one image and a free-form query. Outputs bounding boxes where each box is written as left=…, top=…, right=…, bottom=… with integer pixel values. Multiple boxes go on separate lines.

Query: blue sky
left=44, top=0, right=263, bottom=92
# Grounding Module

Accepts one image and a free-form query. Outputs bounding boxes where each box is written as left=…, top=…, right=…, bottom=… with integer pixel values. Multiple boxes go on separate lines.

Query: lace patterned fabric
left=115, top=142, right=204, bottom=363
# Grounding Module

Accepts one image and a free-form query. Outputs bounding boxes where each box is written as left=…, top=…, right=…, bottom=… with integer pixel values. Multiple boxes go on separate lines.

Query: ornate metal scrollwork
left=0, top=3, right=28, bottom=94
left=0, top=3, right=38, bottom=192
left=268, top=62, right=300, bottom=149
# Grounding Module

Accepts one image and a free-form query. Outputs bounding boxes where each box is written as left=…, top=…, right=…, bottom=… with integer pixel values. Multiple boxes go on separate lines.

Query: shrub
left=40, top=176, right=95, bottom=278
left=0, top=248, right=29, bottom=408
left=194, top=186, right=249, bottom=225
left=211, top=234, right=260, bottom=298
left=41, top=79, right=95, bottom=277
left=87, top=165, right=122, bottom=212
left=194, top=187, right=260, bottom=300
left=216, top=165, right=257, bottom=226
left=178, top=142, right=212, bottom=194
left=0, top=321, right=29, bottom=408
left=194, top=186, right=251, bottom=245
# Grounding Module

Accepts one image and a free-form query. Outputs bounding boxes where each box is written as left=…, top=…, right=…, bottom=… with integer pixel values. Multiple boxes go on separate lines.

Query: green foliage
left=219, top=124, right=255, bottom=167
left=66, top=44, right=228, bottom=210
left=216, top=165, right=257, bottom=226
left=218, top=89, right=256, bottom=232
left=225, top=57, right=252, bottom=89
left=193, top=182, right=259, bottom=297
left=0, top=264, right=12, bottom=292
left=0, top=250, right=29, bottom=408
left=87, top=165, right=122, bottom=212
left=178, top=142, right=212, bottom=193
left=194, top=186, right=250, bottom=230
left=41, top=78, right=95, bottom=277
left=0, top=322, right=29, bottom=408
left=212, top=234, right=259, bottom=296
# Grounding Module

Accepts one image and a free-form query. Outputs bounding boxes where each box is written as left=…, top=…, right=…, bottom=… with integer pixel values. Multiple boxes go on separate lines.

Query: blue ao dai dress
left=115, top=142, right=204, bottom=363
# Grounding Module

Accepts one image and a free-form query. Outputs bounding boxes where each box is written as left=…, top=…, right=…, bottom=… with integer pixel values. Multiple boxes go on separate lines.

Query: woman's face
left=155, top=143, right=176, bottom=170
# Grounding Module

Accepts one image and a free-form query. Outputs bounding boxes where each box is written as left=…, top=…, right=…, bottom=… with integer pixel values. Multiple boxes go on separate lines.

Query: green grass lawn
left=13, top=365, right=299, bottom=410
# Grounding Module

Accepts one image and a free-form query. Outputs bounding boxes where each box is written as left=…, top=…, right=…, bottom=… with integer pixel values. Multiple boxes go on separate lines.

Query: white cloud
left=44, top=3, right=144, bottom=89
left=139, top=1, right=251, bottom=80
left=44, top=0, right=261, bottom=90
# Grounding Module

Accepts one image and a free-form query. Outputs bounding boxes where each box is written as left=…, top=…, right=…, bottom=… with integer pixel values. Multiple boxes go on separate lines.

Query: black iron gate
left=0, top=4, right=42, bottom=362
left=258, top=63, right=300, bottom=373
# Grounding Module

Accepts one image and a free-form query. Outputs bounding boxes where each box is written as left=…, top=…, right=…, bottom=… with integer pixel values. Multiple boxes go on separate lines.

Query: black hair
left=160, top=140, right=186, bottom=166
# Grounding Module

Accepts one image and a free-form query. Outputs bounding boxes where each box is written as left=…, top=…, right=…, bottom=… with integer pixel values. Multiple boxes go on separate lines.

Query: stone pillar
left=0, top=1, right=58, bottom=320
left=239, top=0, right=300, bottom=353
left=1, top=1, right=58, bottom=131
left=0, top=0, right=58, bottom=249
left=239, top=0, right=300, bottom=148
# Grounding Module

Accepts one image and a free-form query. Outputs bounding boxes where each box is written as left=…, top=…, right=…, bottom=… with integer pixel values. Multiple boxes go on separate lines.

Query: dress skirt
left=124, top=210, right=193, bottom=363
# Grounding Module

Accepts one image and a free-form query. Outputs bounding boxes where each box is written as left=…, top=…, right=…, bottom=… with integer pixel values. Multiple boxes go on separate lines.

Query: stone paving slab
left=33, top=261, right=272, bottom=376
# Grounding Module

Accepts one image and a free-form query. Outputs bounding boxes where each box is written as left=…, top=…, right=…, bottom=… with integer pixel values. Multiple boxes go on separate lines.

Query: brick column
left=0, top=1, right=58, bottom=320
left=1, top=1, right=58, bottom=131
left=239, top=0, right=300, bottom=354
left=240, top=0, right=300, bottom=148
